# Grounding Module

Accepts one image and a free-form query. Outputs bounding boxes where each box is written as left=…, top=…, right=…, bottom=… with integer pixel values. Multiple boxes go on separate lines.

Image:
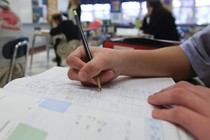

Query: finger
left=98, top=70, right=117, bottom=84
left=148, top=87, right=210, bottom=117
left=160, top=81, right=210, bottom=103
left=68, top=68, right=80, bottom=81
left=78, top=56, right=110, bottom=81
left=80, top=70, right=117, bottom=86
left=66, top=47, right=86, bottom=70
left=193, top=85, right=210, bottom=102
left=68, top=69, right=117, bottom=87
left=81, top=79, right=96, bottom=86
left=159, top=81, right=192, bottom=92
left=152, top=107, right=210, bottom=140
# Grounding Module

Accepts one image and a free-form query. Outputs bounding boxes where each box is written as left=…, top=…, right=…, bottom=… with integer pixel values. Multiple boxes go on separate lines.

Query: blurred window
left=81, top=1, right=210, bottom=25
left=81, top=4, right=110, bottom=22
left=173, top=0, right=210, bottom=24
left=122, top=2, right=140, bottom=24
left=94, top=4, right=110, bottom=20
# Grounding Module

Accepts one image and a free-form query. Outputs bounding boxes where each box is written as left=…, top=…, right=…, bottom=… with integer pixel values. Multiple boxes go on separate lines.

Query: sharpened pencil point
left=94, top=77, right=102, bottom=92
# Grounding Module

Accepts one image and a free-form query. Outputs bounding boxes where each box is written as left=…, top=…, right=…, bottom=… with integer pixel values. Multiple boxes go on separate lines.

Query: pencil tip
left=97, top=87, right=102, bottom=92
left=94, top=77, right=102, bottom=92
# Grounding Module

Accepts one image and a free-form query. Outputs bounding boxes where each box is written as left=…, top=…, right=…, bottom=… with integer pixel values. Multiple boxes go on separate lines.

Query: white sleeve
left=179, top=25, right=210, bottom=87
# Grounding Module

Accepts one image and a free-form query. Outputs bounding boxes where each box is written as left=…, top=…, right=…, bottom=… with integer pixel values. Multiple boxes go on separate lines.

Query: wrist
left=113, top=50, right=130, bottom=76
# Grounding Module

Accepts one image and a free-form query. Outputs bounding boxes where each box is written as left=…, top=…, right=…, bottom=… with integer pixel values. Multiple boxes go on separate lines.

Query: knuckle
left=88, top=63, right=100, bottom=73
left=170, top=106, right=186, bottom=123
left=175, top=81, right=191, bottom=88
left=171, top=88, right=188, bottom=103
left=172, top=106, right=186, bottom=123
left=87, top=62, right=95, bottom=69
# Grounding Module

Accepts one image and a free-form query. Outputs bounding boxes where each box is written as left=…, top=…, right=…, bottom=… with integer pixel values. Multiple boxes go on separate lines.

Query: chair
left=2, top=37, right=29, bottom=83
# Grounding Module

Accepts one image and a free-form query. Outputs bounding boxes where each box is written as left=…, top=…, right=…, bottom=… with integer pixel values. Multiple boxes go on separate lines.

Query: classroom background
left=5, top=0, right=210, bottom=76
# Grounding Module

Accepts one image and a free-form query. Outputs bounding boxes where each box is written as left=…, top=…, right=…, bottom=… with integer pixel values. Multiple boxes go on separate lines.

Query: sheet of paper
left=2, top=67, right=194, bottom=140
left=4, top=67, right=174, bottom=117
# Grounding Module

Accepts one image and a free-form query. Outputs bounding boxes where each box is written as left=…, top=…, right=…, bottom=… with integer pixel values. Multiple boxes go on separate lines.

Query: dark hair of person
left=147, top=0, right=163, bottom=9
left=147, top=0, right=171, bottom=17
left=52, top=14, right=63, bottom=23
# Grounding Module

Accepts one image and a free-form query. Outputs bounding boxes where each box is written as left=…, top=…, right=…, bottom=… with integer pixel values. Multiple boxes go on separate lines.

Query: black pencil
left=73, top=9, right=101, bottom=91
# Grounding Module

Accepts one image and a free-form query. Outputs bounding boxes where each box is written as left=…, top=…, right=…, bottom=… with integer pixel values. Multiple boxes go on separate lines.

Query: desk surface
left=34, top=30, right=50, bottom=36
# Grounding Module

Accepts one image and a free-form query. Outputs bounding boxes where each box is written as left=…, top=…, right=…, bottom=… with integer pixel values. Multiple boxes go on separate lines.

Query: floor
left=27, top=41, right=103, bottom=76
left=27, top=48, right=65, bottom=76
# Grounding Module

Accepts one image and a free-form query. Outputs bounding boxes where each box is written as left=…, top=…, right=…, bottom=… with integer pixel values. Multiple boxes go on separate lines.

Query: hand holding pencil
left=67, top=10, right=120, bottom=88
left=66, top=46, right=119, bottom=88
left=72, top=10, right=102, bottom=90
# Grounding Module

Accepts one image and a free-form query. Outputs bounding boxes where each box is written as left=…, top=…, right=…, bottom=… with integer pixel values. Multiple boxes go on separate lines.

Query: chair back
left=2, top=37, right=29, bottom=83
left=3, top=37, right=29, bottom=59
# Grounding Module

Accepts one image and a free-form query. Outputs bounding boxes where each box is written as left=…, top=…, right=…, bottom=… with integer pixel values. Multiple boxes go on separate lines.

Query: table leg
left=46, top=44, right=50, bottom=68
left=30, top=35, right=36, bottom=75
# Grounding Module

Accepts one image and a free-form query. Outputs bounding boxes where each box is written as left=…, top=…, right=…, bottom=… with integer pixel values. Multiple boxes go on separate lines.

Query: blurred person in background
left=50, top=13, right=80, bottom=66
left=0, top=0, right=24, bottom=87
left=141, top=0, right=180, bottom=41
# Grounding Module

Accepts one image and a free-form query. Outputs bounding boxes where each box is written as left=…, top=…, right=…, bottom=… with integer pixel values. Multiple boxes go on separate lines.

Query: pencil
left=73, top=9, right=101, bottom=91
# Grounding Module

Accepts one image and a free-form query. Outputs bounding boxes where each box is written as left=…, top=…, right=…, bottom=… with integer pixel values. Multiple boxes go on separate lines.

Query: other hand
left=148, top=81, right=210, bottom=140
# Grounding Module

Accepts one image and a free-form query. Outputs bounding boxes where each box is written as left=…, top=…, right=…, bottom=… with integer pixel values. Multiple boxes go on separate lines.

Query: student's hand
left=66, top=47, right=121, bottom=86
left=148, top=81, right=210, bottom=140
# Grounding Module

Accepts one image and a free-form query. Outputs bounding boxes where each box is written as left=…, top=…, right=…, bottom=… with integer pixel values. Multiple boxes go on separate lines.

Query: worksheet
left=2, top=67, right=194, bottom=140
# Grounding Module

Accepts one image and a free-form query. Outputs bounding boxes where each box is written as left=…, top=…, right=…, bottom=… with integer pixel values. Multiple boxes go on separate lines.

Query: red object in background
left=0, top=10, right=20, bottom=25
left=0, top=9, right=21, bottom=31
left=88, top=21, right=102, bottom=28
left=103, top=40, right=156, bottom=50
left=103, top=38, right=181, bottom=50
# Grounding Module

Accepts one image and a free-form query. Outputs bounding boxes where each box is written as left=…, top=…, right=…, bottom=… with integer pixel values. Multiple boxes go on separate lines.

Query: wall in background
left=8, top=0, right=33, bottom=23
left=47, top=0, right=57, bottom=22
left=58, top=0, right=68, bottom=13
left=22, top=24, right=51, bottom=48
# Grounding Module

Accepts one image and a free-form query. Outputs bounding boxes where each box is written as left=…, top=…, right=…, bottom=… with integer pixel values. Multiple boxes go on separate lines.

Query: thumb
left=78, top=57, right=109, bottom=81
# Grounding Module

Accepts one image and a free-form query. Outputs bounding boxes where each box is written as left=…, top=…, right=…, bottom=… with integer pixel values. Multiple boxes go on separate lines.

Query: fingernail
left=79, top=71, right=89, bottom=81
left=148, top=95, right=155, bottom=102
left=152, top=108, right=160, bottom=118
left=148, top=95, right=153, bottom=101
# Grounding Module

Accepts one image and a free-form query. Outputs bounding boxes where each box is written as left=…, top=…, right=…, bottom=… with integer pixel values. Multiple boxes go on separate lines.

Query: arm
left=67, top=46, right=194, bottom=85
left=62, top=12, right=68, bottom=18
left=118, top=46, right=194, bottom=81
left=50, top=24, right=63, bottom=36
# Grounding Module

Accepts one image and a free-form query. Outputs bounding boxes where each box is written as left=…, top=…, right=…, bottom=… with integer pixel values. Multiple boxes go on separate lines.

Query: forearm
left=117, top=46, right=195, bottom=81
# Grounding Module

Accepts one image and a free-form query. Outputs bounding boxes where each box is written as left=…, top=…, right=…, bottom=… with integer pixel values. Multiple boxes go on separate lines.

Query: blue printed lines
left=39, top=98, right=71, bottom=113
left=145, top=118, right=163, bottom=140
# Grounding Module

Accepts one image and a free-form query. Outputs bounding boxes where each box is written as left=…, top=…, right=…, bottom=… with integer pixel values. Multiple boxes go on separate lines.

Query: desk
left=83, top=27, right=101, bottom=32
left=30, top=30, right=51, bottom=74
left=83, top=27, right=102, bottom=46
left=83, top=27, right=101, bottom=38
left=103, top=37, right=181, bottom=50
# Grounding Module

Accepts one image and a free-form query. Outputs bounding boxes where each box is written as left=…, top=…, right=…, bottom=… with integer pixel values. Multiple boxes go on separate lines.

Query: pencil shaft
left=73, top=9, right=101, bottom=90
left=73, top=10, right=92, bottom=61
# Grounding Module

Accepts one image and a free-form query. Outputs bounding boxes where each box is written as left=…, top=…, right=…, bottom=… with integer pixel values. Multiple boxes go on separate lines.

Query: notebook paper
left=1, top=67, right=194, bottom=140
